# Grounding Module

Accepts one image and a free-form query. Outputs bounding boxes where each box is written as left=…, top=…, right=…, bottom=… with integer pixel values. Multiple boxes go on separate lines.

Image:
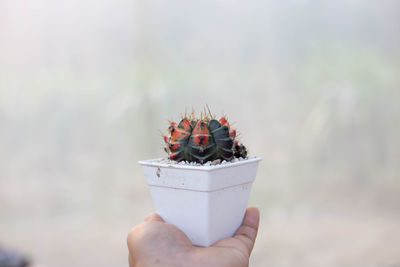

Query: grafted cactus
left=163, top=111, right=247, bottom=163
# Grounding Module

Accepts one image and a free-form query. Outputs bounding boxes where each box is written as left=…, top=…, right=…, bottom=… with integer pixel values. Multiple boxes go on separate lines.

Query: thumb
left=233, top=206, right=260, bottom=255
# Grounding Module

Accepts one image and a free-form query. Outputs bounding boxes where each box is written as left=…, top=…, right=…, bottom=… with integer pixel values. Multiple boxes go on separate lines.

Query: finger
left=233, top=206, right=260, bottom=255
left=144, top=213, right=164, bottom=222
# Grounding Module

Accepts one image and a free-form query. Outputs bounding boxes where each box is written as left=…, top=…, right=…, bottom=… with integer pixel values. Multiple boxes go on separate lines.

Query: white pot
left=139, top=157, right=261, bottom=247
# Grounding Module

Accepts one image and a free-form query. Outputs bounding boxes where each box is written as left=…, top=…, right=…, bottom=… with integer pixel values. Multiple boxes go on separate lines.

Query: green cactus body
left=164, top=115, right=247, bottom=163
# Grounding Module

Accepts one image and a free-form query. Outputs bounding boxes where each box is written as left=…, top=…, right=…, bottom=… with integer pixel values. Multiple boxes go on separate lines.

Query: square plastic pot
left=139, top=157, right=261, bottom=247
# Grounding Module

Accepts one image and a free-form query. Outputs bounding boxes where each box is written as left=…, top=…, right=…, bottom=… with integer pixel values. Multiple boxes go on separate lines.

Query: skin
left=127, top=206, right=260, bottom=267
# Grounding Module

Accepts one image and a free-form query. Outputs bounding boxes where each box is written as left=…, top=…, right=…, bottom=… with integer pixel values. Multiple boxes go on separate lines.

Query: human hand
left=127, top=206, right=259, bottom=267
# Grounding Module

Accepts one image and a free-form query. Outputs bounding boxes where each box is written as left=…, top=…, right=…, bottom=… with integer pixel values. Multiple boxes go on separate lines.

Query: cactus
left=163, top=111, right=247, bottom=163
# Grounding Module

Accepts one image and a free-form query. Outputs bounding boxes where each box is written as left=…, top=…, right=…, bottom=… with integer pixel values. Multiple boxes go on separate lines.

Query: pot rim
left=138, top=156, right=261, bottom=172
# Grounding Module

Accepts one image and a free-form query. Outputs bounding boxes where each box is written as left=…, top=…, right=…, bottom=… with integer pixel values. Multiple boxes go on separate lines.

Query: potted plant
left=139, top=110, right=261, bottom=247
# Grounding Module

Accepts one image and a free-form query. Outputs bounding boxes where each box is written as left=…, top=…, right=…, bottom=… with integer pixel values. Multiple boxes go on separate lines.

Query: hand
left=127, top=206, right=259, bottom=267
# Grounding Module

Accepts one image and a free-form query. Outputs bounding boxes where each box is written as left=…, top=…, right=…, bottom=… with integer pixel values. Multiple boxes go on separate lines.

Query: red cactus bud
left=229, top=129, right=236, bottom=139
left=219, top=117, right=230, bottom=129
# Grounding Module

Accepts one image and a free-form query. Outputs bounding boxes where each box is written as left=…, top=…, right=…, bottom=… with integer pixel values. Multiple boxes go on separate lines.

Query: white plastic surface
left=139, top=157, right=261, bottom=247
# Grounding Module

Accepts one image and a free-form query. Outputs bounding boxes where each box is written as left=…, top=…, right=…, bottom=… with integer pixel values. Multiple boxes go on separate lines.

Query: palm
left=128, top=207, right=259, bottom=267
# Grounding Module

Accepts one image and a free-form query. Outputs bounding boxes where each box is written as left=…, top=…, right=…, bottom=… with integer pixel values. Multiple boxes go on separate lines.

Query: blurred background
left=1, top=0, right=400, bottom=266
